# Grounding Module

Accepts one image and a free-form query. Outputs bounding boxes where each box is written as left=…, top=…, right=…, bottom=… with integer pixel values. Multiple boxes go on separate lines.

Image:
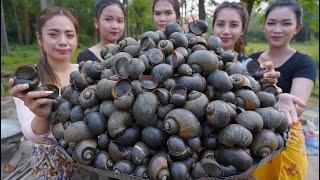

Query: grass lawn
left=1, top=41, right=319, bottom=102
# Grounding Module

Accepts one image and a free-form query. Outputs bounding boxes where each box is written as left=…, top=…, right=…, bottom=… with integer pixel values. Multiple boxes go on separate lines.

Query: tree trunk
left=23, top=0, right=31, bottom=44
left=12, top=0, right=23, bottom=45
left=199, top=0, right=206, bottom=20
left=123, top=0, right=128, bottom=37
left=246, top=0, right=254, bottom=18
left=1, top=0, right=9, bottom=56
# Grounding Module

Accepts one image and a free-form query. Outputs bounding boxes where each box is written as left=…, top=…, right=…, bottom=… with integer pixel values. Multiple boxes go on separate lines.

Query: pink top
left=13, top=97, right=55, bottom=144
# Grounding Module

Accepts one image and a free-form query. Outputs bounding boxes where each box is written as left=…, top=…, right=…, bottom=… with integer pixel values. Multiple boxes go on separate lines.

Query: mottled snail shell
left=70, top=71, right=90, bottom=91
left=129, top=58, right=145, bottom=80
left=235, top=111, right=264, bottom=132
left=84, top=112, right=107, bottom=137
left=245, top=74, right=261, bottom=93
left=188, top=35, right=207, bottom=48
left=165, top=21, right=183, bottom=37
left=131, top=141, right=152, bottom=165
left=80, top=60, right=103, bottom=80
left=64, top=121, right=93, bottom=143
left=207, top=35, right=222, bottom=53
left=94, top=151, right=114, bottom=170
left=235, top=89, right=260, bottom=110
left=99, top=100, right=116, bottom=118
left=175, top=73, right=207, bottom=93
left=142, top=126, right=168, bottom=150
left=102, top=52, right=132, bottom=69
left=153, top=88, right=170, bottom=105
left=164, top=108, right=201, bottom=139
left=165, top=50, right=185, bottom=69
left=14, top=64, right=39, bottom=91
left=157, top=40, right=174, bottom=56
left=250, top=129, right=278, bottom=158
left=188, top=19, right=208, bottom=35
left=191, top=44, right=207, bottom=53
left=121, top=45, right=140, bottom=58
left=112, top=57, right=130, bottom=79
left=147, top=153, right=170, bottom=180
left=177, top=64, right=193, bottom=76
left=225, top=61, right=244, bottom=75
left=170, top=84, right=187, bottom=107
left=56, top=101, right=72, bottom=122
left=100, top=44, right=120, bottom=59
left=230, top=73, right=252, bottom=90
left=167, top=135, right=192, bottom=160
left=206, top=100, right=236, bottom=128
left=257, top=91, right=277, bottom=108
left=169, top=32, right=189, bottom=48
left=119, top=37, right=138, bottom=49
left=151, top=63, right=174, bottom=83
left=133, top=92, right=158, bottom=127
left=156, top=104, right=175, bottom=119
left=140, top=36, right=156, bottom=51
left=218, top=124, right=253, bottom=148
left=73, top=139, right=97, bottom=165
left=200, top=157, right=224, bottom=178
left=187, top=50, right=219, bottom=74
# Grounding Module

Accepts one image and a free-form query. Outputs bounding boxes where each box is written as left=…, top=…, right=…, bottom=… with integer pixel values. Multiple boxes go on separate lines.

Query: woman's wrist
left=31, top=115, right=51, bottom=135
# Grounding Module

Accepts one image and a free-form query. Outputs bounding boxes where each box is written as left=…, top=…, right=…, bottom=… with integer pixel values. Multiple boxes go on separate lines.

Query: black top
left=249, top=51, right=317, bottom=93
left=77, top=49, right=101, bottom=64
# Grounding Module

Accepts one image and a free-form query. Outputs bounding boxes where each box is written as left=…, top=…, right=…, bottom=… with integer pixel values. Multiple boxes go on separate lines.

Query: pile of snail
left=15, top=20, right=288, bottom=179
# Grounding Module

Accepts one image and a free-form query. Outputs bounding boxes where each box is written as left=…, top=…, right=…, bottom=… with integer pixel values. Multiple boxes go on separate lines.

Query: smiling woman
left=77, top=0, right=125, bottom=63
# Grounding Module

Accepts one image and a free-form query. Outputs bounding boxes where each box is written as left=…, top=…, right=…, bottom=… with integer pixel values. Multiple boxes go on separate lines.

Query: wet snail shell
left=218, top=124, right=253, bottom=148
left=142, top=126, right=168, bottom=150
left=170, top=84, right=187, bottom=107
left=131, top=141, right=152, bottom=165
left=119, top=37, right=138, bottom=49
left=153, top=88, right=170, bottom=105
left=97, top=133, right=110, bottom=151
left=112, top=79, right=134, bottom=110
left=64, top=121, right=93, bottom=143
left=121, top=45, right=140, bottom=58
left=56, top=100, right=72, bottom=122
left=131, top=80, right=144, bottom=96
left=188, top=36, right=207, bottom=48
left=96, top=78, right=117, bottom=100
left=67, top=105, right=84, bottom=123
left=94, top=151, right=114, bottom=170
left=84, top=112, right=106, bottom=137
left=191, top=161, right=208, bottom=179
left=177, top=64, right=193, bottom=76
left=170, top=162, right=190, bottom=180
left=129, top=58, right=145, bottom=80
left=157, top=40, right=174, bottom=56
left=165, top=50, right=185, bottom=69
left=255, top=107, right=284, bottom=130
left=100, top=44, right=120, bottom=59
left=52, top=123, right=65, bottom=140
left=165, top=21, right=183, bottom=38
left=163, top=78, right=176, bottom=91
left=175, top=73, right=207, bottom=93
left=99, top=100, right=116, bottom=118
left=245, top=75, right=261, bottom=93
left=108, top=141, right=132, bottom=161
left=215, top=147, right=253, bottom=171
left=139, top=75, right=158, bottom=90
left=79, top=85, right=100, bottom=109
left=14, top=64, right=39, bottom=91
left=275, top=112, right=289, bottom=134
left=164, top=108, right=201, bottom=139
left=102, top=52, right=132, bottom=69
left=107, top=110, right=132, bottom=138
left=207, top=70, right=233, bottom=91
left=83, top=104, right=100, bottom=116
left=113, top=160, right=135, bottom=175
left=205, top=85, right=215, bottom=101
left=147, top=153, right=170, bottom=180
left=200, top=157, right=224, bottom=178
left=134, top=165, right=149, bottom=179
left=215, top=91, right=235, bottom=104
left=167, top=135, right=193, bottom=160
left=183, top=91, right=209, bottom=120
left=244, top=59, right=264, bottom=80
left=207, top=35, right=222, bottom=53
left=187, top=50, right=219, bottom=74
left=276, top=133, right=285, bottom=150
left=191, top=44, right=207, bottom=53
left=187, top=136, right=203, bottom=153
left=157, top=104, right=175, bottom=119
left=235, top=89, right=260, bottom=110
left=250, top=129, right=278, bottom=158
left=73, top=139, right=97, bottom=165
left=206, top=100, right=236, bottom=128
left=113, top=57, right=130, bottom=79
left=169, top=32, right=188, bottom=48
left=235, top=111, right=264, bottom=132
left=80, top=60, right=103, bottom=80
left=115, top=125, right=141, bottom=146
left=151, top=63, right=174, bottom=83
left=230, top=73, right=252, bottom=90
left=225, top=61, right=244, bottom=75
left=188, top=19, right=208, bottom=35
left=133, top=92, right=158, bottom=127
left=257, top=91, right=277, bottom=108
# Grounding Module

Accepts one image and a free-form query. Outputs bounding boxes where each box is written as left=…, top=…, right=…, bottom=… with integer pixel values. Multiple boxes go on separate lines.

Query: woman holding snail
left=8, top=6, right=79, bottom=179
left=253, top=1, right=317, bottom=179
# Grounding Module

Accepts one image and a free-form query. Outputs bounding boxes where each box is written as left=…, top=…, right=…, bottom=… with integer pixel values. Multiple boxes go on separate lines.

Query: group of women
left=8, top=0, right=317, bottom=179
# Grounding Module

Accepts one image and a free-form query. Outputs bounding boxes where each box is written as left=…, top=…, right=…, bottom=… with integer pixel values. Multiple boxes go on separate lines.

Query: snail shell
left=131, top=141, right=152, bottom=165
left=257, top=91, right=277, bottom=108
left=129, top=58, right=145, bottom=80
left=134, top=165, right=149, bottom=179
left=218, top=124, right=253, bottom=148
left=115, top=125, right=141, bottom=146
left=73, top=139, right=97, bottom=165
left=79, top=85, right=100, bottom=109
left=183, top=91, right=209, bottom=120
left=170, top=84, right=187, bottom=107
left=97, top=132, right=110, bottom=150
left=133, top=92, right=158, bottom=127
left=108, top=141, right=132, bottom=161
left=170, top=162, right=190, bottom=180
left=14, top=64, right=39, bottom=91
left=250, top=129, right=278, bottom=158
left=148, top=153, right=170, bottom=180
left=167, top=135, right=192, bottom=160
left=113, top=160, right=135, bottom=175
left=175, top=73, right=207, bottom=93
left=52, top=123, right=65, bottom=140
left=235, top=111, right=264, bottom=132
left=84, top=112, right=106, bottom=137
left=207, top=35, right=222, bottom=53
left=189, top=20, right=208, bottom=35
left=164, top=108, right=201, bottom=139
left=107, top=110, right=132, bottom=138
left=56, top=101, right=72, bottom=122
left=142, top=126, right=168, bottom=150
left=215, top=147, right=253, bottom=171
left=207, top=70, right=233, bottom=91
left=255, top=107, right=284, bottom=129
left=206, top=100, right=236, bottom=128
left=94, top=151, right=114, bottom=170
left=151, top=63, right=174, bottom=83
left=99, top=100, right=116, bottom=118
left=64, top=121, right=93, bottom=143
left=235, top=89, right=260, bottom=110
left=157, top=40, right=174, bottom=56
left=187, top=50, right=219, bottom=74
left=96, top=79, right=117, bottom=100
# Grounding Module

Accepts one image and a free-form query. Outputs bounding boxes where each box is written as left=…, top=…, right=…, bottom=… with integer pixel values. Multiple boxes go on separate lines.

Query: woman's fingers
left=290, top=108, right=298, bottom=124
left=292, top=95, right=306, bottom=108
left=9, top=83, right=29, bottom=98
left=283, top=110, right=293, bottom=125
left=7, top=78, right=14, bottom=88
left=260, top=77, right=277, bottom=85
left=276, top=86, right=283, bottom=94
left=263, top=71, right=281, bottom=79
left=260, top=61, right=274, bottom=71
left=26, top=90, right=53, bottom=99
left=28, top=98, right=52, bottom=111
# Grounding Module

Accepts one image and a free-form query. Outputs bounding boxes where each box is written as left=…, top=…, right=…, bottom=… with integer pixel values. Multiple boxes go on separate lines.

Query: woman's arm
left=290, top=77, right=314, bottom=116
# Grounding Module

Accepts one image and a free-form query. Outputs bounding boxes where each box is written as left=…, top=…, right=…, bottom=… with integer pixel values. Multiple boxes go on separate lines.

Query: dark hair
left=95, top=0, right=125, bottom=19
left=152, top=0, right=180, bottom=20
left=212, top=2, right=249, bottom=54
left=36, top=6, right=79, bottom=86
left=265, top=0, right=303, bottom=25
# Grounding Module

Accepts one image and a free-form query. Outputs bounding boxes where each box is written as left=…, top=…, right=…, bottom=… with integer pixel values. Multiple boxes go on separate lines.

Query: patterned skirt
left=31, top=140, right=75, bottom=180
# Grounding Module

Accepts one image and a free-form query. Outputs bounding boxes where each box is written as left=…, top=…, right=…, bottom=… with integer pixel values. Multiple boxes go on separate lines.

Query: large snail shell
left=83, top=104, right=100, bottom=116
left=113, top=57, right=130, bottom=79
left=121, top=45, right=140, bottom=58
left=250, top=129, right=278, bottom=158
left=115, top=125, right=141, bottom=146
left=129, top=58, right=145, bottom=80
left=96, top=79, right=117, bottom=100
left=218, top=124, right=253, bottom=148
left=191, top=44, right=207, bottom=53
left=157, top=40, right=174, bottom=56
left=235, top=89, right=260, bottom=110
left=220, top=50, right=235, bottom=63
left=140, top=36, right=156, bottom=51
left=188, top=36, right=207, bottom=48
left=257, top=91, right=276, bottom=108
left=132, top=141, right=152, bottom=165
left=97, top=132, right=110, bottom=150
left=191, top=161, right=208, bottom=179
left=175, top=73, right=207, bottom=93
left=164, top=108, right=201, bottom=139
left=235, top=111, right=264, bottom=132
left=183, top=91, right=209, bottom=120
left=151, top=63, right=174, bottom=83
left=64, top=121, right=93, bottom=143
left=52, top=123, right=65, bottom=140
left=119, top=37, right=138, bottom=49
left=165, top=22, right=183, bottom=37
left=84, top=112, right=106, bottom=137
left=215, top=147, right=253, bottom=171
left=207, top=70, right=233, bottom=91
left=170, top=162, right=190, bottom=180
left=187, top=136, right=203, bottom=153
left=225, top=61, right=244, bottom=75
left=61, top=84, right=80, bottom=105
left=94, top=151, right=114, bottom=170
left=107, top=110, right=132, bottom=138
left=167, top=135, right=192, bottom=160
left=169, top=32, right=188, bottom=48
left=99, top=100, right=116, bottom=118
left=102, top=52, right=132, bottom=69
left=187, top=50, right=219, bottom=74
left=215, top=91, right=235, bottom=104
left=245, top=75, right=261, bottom=93
left=131, top=80, right=144, bottom=96
left=79, top=85, right=100, bottom=109
left=275, top=112, right=289, bottom=134
left=170, top=84, right=187, bottom=107
left=134, top=165, right=149, bottom=179
left=144, top=48, right=164, bottom=66
left=177, top=64, right=193, bottom=76
left=200, top=157, right=223, bottom=178
left=255, top=107, right=284, bottom=129
left=244, top=59, right=264, bottom=80
left=189, top=20, right=208, bottom=35
left=148, top=153, right=170, bottom=180
left=157, top=104, right=175, bottom=119
left=206, top=100, right=235, bottom=128
left=113, top=160, right=135, bottom=175
left=56, top=101, right=72, bottom=122
left=14, top=65, right=39, bottom=91
left=205, top=85, right=216, bottom=101
left=153, top=88, right=170, bottom=105
left=73, top=139, right=97, bottom=165
left=230, top=73, right=252, bottom=90
left=108, top=141, right=132, bottom=161
left=100, top=44, right=120, bottom=59
left=207, top=35, right=222, bottom=53
left=133, top=92, right=158, bottom=127
left=80, top=60, right=103, bottom=80
left=70, top=71, right=90, bottom=91
left=139, top=74, right=158, bottom=90
left=142, top=126, right=168, bottom=150
left=165, top=50, right=185, bottom=68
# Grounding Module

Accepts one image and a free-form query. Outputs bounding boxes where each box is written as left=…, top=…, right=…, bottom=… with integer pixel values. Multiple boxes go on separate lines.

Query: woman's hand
left=8, top=78, right=53, bottom=119
left=182, top=14, right=199, bottom=33
left=276, top=93, right=306, bottom=125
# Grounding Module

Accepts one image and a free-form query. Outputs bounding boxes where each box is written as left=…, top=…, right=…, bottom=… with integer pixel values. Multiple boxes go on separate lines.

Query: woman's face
left=96, top=4, right=125, bottom=44
left=153, top=1, right=178, bottom=31
left=212, top=8, right=244, bottom=51
left=263, top=7, right=299, bottom=48
left=37, top=15, right=77, bottom=62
